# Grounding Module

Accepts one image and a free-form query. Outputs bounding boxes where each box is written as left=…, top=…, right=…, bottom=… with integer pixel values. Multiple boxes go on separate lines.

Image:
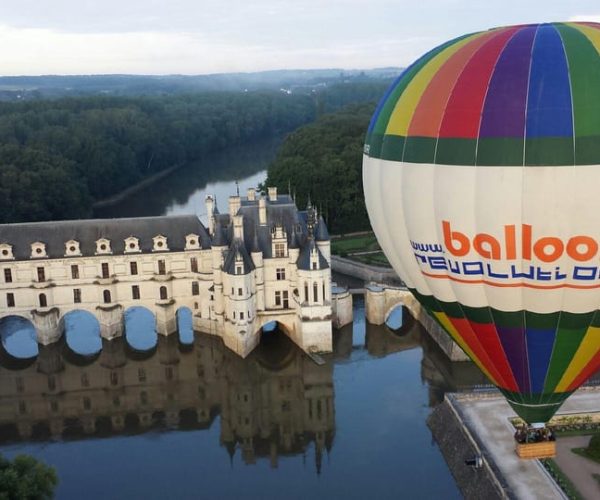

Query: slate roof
left=0, top=215, right=211, bottom=260
left=223, top=238, right=255, bottom=275
left=297, top=238, right=329, bottom=271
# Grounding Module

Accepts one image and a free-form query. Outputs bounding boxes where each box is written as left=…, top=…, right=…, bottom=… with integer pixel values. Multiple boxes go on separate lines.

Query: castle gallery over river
left=0, top=187, right=353, bottom=358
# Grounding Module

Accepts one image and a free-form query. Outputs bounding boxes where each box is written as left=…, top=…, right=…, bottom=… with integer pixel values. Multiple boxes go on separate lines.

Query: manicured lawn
left=331, top=233, right=380, bottom=254
left=350, top=252, right=390, bottom=267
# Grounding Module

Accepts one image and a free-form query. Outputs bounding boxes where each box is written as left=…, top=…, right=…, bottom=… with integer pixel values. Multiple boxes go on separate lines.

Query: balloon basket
left=515, top=441, right=556, bottom=459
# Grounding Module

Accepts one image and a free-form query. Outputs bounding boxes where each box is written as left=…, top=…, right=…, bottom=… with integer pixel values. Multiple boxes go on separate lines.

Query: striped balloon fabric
left=366, top=22, right=600, bottom=167
left=363, top=22, right=600, bottom=424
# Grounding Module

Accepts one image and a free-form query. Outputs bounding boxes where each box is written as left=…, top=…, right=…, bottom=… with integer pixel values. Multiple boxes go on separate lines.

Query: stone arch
left=176, top=306, right=194, bottom=345
left=59, top=309, right=102, bottom=357
left=124, top=306, right=158, bottom=352
left=0, top=315, right=38, bottom=359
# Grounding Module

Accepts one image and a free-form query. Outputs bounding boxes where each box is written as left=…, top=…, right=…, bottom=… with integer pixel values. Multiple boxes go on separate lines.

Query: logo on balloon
left=411, top=220, right=600, bottom=287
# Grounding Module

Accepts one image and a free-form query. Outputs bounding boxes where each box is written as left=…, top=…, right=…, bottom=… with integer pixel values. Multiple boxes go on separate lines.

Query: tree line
left=265, top=102, right=375, bottom=234
left=0, top=92, right=316, bottom=223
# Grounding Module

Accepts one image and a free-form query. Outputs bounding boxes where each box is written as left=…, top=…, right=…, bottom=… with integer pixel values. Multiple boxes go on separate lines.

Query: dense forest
left=0, top=92, right=316, bottom=223
left=0, top=79, right=392, bottom=224
left=265, top=102, right=375, bottom=234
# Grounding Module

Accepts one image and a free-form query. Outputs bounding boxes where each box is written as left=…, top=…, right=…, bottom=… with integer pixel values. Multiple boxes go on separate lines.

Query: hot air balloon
left=363, top=22, right=600, bottom=425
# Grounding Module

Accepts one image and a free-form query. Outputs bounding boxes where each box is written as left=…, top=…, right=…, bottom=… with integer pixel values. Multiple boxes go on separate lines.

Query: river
left=0, top=140, right=476, bottom=498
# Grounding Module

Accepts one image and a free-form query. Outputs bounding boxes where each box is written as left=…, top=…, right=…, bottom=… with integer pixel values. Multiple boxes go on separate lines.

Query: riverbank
left=92, top=164, right=182, bottom=209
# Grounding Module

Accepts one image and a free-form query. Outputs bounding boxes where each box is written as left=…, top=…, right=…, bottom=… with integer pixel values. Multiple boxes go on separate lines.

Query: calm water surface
left=0, top=142, right=478, bottom=498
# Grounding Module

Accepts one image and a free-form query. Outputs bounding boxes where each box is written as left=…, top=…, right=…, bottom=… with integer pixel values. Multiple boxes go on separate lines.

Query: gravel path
left=555, top=435, right=600, bottom=500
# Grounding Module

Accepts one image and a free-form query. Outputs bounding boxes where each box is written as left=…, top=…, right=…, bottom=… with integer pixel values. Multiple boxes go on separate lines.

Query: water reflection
left=0, top=331, right=335, bottom=470
left=94, top=136, right=282, bottom=220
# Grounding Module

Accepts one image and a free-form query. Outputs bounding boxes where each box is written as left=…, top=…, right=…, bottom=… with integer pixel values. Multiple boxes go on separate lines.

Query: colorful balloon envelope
left=363, top=22, right=600, bottom=423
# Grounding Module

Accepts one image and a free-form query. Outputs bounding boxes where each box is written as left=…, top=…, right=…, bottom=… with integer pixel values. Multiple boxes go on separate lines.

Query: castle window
left=192, top=282, right=199, bottom=296
left=83, top=397, right=91, bottom=411
left=152, top=235, right=169, bottom=252
left=236, top=265, right=242, bottom=275
left=71, top=265, right=79, bottom=279
left=39, top=293, right=47, bottom=308
left=304, top=282, right=309, bottom=303
left=31, top=242, right=47, bottom=258
left=6, top=293, right=15, bottom=308
left=283, top=290, right=289, bottom=308
left=95, top=238, right=111, bottom=255
left=101, top=262, right=110, bottom=279
left=238, top=287, right=243, bottom=296
left=275, top=291, right=282, bottom=306
left=158, top=260, right=166, bottom=275
left=4, top=268, right=12, bottom=283
left=81, top=373, right=89, bottom=387
left=132, top=285, right=140, bottom=300
left=130, top=261, right=138, bottom=275
left=103, top=290, right=111, bottom=304
left=37, top=267, right=46, bottom=282
left=313, top=282, right=319, bottom=303
left=138, top=368, right=146, bottom=382
left=185, top=234, right=200, bottom=250
left=73, top=289, right=81, bottom=304
left=276, top=268, right=285, bottom=280
left=65, top=240, right=81, bottom=256
left=240, top=312, right=244, bottom=320
left=323, top=282, right=326, bottom=302
left=110, top=372, right=118, bottom=386
left=274, top=242, right=286, bottom=258
left=0, top=244, right=13, bottom=260
left=124, top=237, right=140, bottom=253
left=312, top=262, right=317, bottom=270
left=190, top=257, right=198, bottom=273
left=159, top=286, right=168, bottom=300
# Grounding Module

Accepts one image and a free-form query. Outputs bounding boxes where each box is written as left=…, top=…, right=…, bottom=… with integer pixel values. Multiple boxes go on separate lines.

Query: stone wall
left=330, top=255, right=402, bottom=285
left=427, top=396, right=510, bottom=499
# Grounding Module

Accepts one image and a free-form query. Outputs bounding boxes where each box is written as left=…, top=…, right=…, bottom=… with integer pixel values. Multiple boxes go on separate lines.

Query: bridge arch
left=60, top=310, right=102, bottom=357
left=124, top=306, right=158, bottom=352
left=0, top=315, right=38, bottom=359
left=176, top=306, right=194, bottom=345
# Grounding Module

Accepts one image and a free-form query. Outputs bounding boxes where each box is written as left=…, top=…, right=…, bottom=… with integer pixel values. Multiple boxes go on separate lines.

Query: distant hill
left=0, top=68, right=403, bottom=101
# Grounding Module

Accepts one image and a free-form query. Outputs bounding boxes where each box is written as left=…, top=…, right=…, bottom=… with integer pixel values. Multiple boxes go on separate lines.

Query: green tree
left=265, top=102, right=376, bottom=233
left=0, top=454, right=58, bottom=499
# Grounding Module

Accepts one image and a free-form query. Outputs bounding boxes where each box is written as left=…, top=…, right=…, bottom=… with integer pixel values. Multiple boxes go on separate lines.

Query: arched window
left=39, top=293, right=47, bottom=308
left=160, top=286, right=168, bottom=300
left=313, top=282, right=318, bottom=303
left=103, top=290, right=111, bottom=304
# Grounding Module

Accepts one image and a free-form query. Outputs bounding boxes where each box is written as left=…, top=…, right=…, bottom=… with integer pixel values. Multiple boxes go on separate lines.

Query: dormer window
left=0, top=244, right=14, bottom=260
left=124, top=237, right=140, bottom=253
left=95, top=238, right=112, bottom=255
left=31, top=242, right=47, bottom=259
left=152, top=235, right=168, bottom=252
left=185, top=234, right=200, bottom=250
left=65, top=240, right=81, bottom=257
left=274, top=242, right=286, bottom=258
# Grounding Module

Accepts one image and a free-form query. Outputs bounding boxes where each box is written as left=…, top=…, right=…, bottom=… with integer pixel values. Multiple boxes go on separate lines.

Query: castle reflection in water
left=0, top=308, right=491, bottom=471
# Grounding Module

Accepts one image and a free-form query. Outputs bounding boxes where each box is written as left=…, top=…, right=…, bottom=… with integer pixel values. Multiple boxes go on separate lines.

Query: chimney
left=205, top=195, right=215, bottom=234
left=268, top=187, right=278, bottom=202
left=259, top=197, right=267, bottom=225
left=229, top=195, right=241, bottom=216
left=247, top=188, right=256, bottom=201
left=233, top=214, right=244, bottom=240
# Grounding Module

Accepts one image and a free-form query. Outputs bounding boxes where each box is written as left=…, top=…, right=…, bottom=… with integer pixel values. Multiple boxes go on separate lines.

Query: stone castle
left=0, top=187, right=353, bottom=358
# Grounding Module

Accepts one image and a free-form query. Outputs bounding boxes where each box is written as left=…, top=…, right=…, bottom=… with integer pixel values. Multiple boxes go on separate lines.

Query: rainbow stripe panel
left=366, top=22, right=600, bottom=166
left=411, top=289, right=600, bottom=422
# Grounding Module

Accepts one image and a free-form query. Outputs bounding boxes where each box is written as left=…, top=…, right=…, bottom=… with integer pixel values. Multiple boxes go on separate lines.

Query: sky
left=1, top=0, right=600, bottom=76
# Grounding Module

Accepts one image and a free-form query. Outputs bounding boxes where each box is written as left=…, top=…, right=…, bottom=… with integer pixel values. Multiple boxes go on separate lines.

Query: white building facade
left=0, top=187, right=349, bottom=358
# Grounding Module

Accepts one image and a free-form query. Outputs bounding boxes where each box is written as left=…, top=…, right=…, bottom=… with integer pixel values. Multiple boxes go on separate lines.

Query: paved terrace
left=448, top=389, right=600, bottom=499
